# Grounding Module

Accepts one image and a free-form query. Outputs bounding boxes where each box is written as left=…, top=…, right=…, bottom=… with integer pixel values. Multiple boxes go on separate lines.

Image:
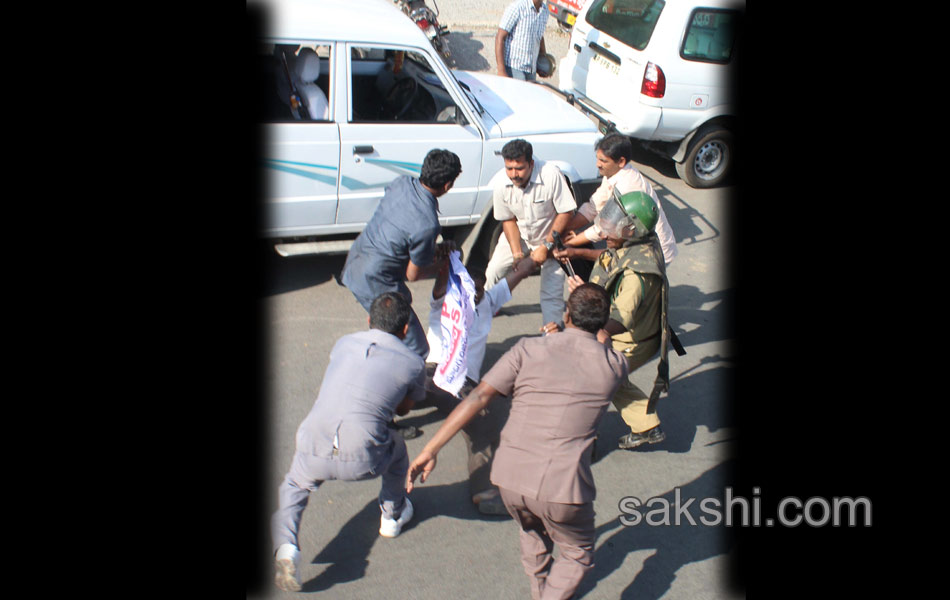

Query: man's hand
left=540, top=321, right=563, bottom=335
left=513, top=255, right=539, bottom=275
left=495, top=29, right=510, bottom=77
left=406, top=450, right=438, bottom=493
left=552, top=246, right=577, bottom=261
left=530, top=244, right=549, bottom=265
left=436, top=240, right=458, bottom=261
left=503, top=256, right=539, bottom=293
left=395, top=393, right=414, bottom=417
left=405, top=382, right=500, bottom=493
left=564, top=231, right=592, bottom=248
left=565, top=274, right=585, bottom=294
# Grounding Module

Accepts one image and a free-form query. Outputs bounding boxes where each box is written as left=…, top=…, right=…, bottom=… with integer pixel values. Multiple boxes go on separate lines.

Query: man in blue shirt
left=272, top=292, right=427, bottom=592
left=341, top=149, right=463, bottom=359
left=495, top=0, right=549, bottom=81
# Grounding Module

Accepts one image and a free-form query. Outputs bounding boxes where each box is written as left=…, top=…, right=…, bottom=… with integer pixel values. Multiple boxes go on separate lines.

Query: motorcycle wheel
left=435, top=39, right=450, bottom=60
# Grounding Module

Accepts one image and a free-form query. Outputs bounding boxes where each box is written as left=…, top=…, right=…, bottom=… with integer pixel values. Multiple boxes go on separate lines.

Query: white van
left=251, top=0, right=604, bottom=265
left=557, top=0, right=743, bottom=188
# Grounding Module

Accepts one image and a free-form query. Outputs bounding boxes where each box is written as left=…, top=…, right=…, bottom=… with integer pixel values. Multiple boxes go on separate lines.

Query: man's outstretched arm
left=406, top=381, right=500, bottom=492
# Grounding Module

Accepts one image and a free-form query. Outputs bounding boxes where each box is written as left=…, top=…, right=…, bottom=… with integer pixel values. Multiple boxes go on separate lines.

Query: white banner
left=433, top=251, right=477, bottom=396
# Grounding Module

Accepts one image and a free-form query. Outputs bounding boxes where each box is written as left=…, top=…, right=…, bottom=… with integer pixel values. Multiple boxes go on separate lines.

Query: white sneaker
left=379, top=498, right=414, bottom=538
left=274, top=544, right=301, bottom=592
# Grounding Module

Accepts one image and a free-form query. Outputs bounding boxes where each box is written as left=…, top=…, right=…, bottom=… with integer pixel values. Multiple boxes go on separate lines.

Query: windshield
left=585, top=0, right=666, bottom=51
left=455, top=78, right=485, bottom=115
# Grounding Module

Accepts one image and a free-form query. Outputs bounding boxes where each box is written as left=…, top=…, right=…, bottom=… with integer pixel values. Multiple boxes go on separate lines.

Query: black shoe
left=392, top=423, right=421, bottom=440
left=476, top=494, right=510, bottom=517
left=618, top=426, right=665, bottom=450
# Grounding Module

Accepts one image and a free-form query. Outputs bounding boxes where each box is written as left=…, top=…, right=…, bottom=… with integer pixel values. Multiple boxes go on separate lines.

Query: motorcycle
left=394, top=0, right=451, bottom=61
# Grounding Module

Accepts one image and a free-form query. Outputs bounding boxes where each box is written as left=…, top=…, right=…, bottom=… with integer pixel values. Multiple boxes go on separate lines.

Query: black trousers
left=421, top=363, right=510, bottom=497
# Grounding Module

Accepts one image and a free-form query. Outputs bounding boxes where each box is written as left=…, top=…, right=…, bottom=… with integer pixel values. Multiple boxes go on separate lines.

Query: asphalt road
left=249, top=2, right=742, bottom=599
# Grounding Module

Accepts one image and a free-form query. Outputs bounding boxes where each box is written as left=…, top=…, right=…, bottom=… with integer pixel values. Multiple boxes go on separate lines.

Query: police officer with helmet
left=561, top=189, right=677, bottom=450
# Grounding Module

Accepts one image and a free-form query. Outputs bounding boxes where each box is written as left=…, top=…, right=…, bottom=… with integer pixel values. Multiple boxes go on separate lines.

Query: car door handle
left=353, top=145, right=374, bottom=154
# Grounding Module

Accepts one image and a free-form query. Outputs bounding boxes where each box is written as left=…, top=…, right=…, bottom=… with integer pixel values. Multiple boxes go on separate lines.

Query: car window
left=349, top=45, right=466, bottom=125
left=585, top=0, right=666, bottom=51
left=257, top=43, right=332, bottom=123
left=681, top=9, right=738, bottom=63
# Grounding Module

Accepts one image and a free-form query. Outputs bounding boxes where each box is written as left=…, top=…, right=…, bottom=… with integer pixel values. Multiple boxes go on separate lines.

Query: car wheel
left=482, top=220, right=504, bottom=263
left=463, top=219, right=502, bottom=275
left=675, top=127, right=733, bottom=189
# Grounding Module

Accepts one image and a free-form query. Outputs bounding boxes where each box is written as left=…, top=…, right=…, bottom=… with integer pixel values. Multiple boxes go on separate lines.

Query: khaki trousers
left=611, top=335, right=662, bottom=433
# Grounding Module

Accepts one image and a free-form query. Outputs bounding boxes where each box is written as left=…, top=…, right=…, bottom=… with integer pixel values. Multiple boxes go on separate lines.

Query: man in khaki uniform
left=563, top=189, right=672, bottom=450
left=407, top=284, right=628, bottom=600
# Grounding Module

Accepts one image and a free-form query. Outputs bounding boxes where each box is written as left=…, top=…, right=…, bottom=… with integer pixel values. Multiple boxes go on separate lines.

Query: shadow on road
left=629, top=144, right=679, bottom=180
left=669, top=284, right=733, bottom=349
left=261, top=251, right=347, bottom=297
left=303, top=480, right=507, bottom=593
left=578, top=460, right=742, bottom=599
left=443, top=31, right=491, bottom=71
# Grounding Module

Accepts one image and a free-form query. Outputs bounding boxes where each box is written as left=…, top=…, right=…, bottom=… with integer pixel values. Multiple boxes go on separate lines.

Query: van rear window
left=681, top=9, right=738, bottom=63
left=584, top=0, right=666, bottom=51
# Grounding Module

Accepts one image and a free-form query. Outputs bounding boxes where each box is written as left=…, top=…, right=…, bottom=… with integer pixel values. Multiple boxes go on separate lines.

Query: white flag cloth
left=433, top=251, right=477, bottom=396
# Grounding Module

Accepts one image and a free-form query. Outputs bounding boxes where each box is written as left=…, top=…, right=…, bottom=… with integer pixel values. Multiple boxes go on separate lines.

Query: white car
left=558, top=0, right=743, bottom=188
left=251, top=0, right=603, bottom=265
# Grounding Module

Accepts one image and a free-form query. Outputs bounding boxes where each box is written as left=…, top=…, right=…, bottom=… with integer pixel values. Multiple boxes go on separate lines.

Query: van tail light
left=641, top=61, right=666, bottom=98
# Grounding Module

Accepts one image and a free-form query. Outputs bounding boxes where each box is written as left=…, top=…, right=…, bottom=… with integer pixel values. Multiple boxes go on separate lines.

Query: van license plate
left=567, top=14, right=576, bottom=26
left=592, top=53, right=620, bottom=76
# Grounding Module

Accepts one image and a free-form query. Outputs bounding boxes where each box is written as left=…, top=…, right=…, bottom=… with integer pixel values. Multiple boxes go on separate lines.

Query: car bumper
left=556, top=55, right=663, bottom=139
left=547, top=3, right=578, bottom=27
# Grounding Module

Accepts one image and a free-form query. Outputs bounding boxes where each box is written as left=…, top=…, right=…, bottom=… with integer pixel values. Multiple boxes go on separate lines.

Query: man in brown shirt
left=407, top=284, right=628, bottom=600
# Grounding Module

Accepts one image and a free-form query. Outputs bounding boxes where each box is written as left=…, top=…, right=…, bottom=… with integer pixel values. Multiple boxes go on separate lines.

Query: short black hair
left=369, top=292, right=411, bottom=335
left=501, top=139, right=533, bottom=162
left=419, top=149, right=462, bottom=188
left=567, top=283, right=611, bottom=334
left=595, top=133, right=633, bottom=162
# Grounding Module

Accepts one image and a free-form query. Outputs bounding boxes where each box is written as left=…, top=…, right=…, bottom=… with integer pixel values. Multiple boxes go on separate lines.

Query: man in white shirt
left=495, top=0, right=548, bottom=81
left=421, top=254, right=539, bottom=515
left=485, top=139, right=577, bottom=329
left=561, top=133, right=677, bottom=266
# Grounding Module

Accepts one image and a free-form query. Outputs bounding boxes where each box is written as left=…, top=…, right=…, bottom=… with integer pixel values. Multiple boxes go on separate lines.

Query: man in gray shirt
left=341, top=149, right=463, bottom=359
left=272, top=292, right=426, bottom=592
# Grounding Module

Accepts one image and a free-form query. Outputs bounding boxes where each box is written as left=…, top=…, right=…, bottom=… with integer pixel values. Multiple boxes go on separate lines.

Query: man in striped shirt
left=495, top=0, right=549, bottom=81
